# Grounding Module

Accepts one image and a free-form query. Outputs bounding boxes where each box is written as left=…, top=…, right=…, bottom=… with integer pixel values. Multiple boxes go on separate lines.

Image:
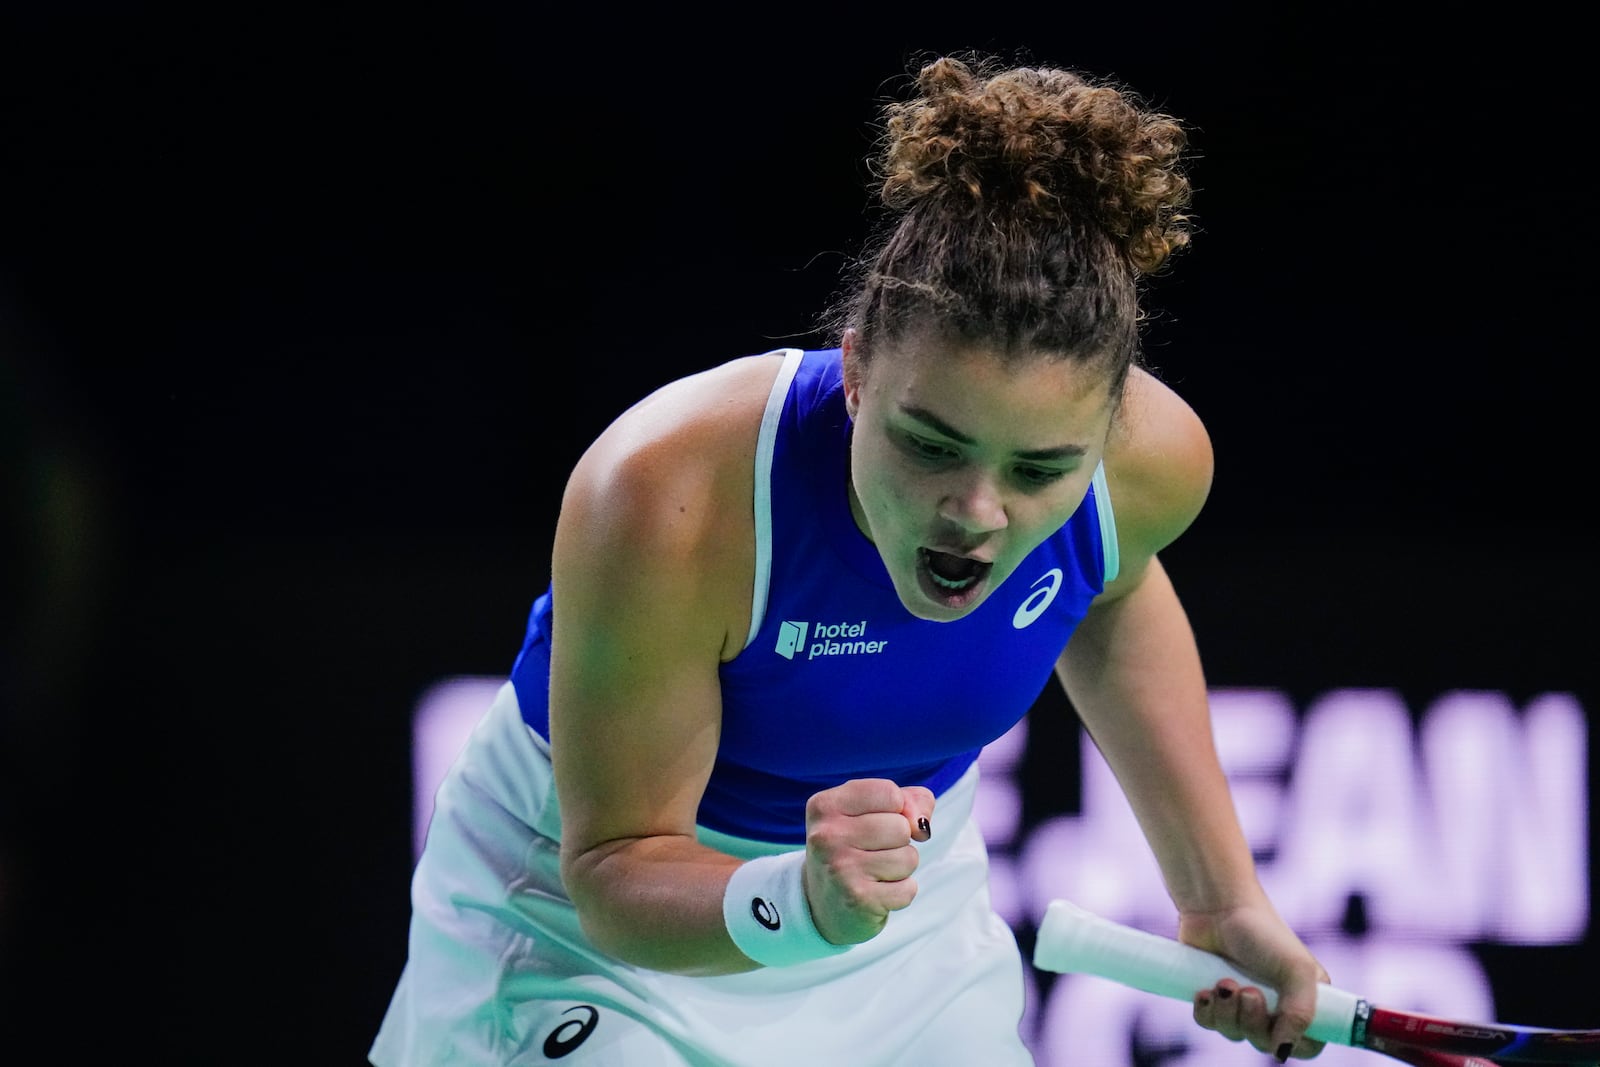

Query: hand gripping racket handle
left=1032, top=899, right=1363, bottom=1047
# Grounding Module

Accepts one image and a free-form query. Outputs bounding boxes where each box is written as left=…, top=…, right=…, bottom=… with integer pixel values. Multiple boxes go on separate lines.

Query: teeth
left=928, top=566, right=977, bottom=591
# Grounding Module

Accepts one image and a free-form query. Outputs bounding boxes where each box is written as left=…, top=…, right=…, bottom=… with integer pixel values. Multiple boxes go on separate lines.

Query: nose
left=937, top=471, right=1009, bottom=535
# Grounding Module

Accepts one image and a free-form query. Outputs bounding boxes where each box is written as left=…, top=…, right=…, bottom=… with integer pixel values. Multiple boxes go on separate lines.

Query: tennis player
left=370, top=51, right=1329, bottom=1066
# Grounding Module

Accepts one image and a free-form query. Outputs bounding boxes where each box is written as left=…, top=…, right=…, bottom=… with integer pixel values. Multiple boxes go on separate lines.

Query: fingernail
left=1276, top=1042, right=1292, bottom=1063
left=1215, top=987, right=1232, bottom=999
left=1196, top=992, right=1211, bottom=1008
left=917, top=817, right=931, bottom=836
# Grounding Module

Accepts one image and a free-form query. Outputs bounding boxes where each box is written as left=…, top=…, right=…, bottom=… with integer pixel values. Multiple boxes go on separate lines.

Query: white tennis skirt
left=370, top=682, right=1032, bottom=1066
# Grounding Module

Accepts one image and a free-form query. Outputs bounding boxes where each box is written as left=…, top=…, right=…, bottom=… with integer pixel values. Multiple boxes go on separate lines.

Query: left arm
left=1054, top=368, right=1327, bottom=1062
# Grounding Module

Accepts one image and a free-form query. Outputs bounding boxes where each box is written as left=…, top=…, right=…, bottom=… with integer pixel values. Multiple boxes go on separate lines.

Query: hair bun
left=877, top=54, right=1192, bottom=275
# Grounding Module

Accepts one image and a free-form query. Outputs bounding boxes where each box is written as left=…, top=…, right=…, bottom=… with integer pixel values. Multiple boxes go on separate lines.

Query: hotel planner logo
left=775, top=620, right=889, bottom=661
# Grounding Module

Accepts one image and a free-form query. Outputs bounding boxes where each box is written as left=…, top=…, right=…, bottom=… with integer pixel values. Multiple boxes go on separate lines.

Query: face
left=842, top=331, right=1116, bottom=622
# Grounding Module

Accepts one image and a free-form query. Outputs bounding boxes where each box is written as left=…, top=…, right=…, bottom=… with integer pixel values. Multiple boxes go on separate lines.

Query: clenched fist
left=802, top=778, right=936, bottom=946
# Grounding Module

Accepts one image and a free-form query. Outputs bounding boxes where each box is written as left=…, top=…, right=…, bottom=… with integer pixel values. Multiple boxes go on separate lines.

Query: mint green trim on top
left=1091, top=461, right=1119, bottom=584
left=747, top=348, right=806, bottom=649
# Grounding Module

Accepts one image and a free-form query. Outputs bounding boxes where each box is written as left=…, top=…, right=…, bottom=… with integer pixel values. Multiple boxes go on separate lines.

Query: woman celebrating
left=372, top=51, right=1328, bottom=1066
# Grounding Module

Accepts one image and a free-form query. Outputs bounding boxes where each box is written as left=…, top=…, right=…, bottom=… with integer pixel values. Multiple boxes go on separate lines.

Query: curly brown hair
left=823, top=52, right=1193, bottom=395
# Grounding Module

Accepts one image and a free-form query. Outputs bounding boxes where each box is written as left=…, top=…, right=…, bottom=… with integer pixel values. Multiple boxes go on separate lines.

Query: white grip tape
left=722, top=850, right=851, bottom=967
left=1032, top=899, right=1361, bottom=1046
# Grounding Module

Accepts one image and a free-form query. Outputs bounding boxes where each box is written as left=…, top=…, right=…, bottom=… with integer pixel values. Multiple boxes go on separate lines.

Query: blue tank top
left=511, top=348, right=1118, bottom=843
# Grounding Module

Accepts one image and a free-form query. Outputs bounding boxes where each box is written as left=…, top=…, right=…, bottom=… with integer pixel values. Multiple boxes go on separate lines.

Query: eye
left=900, top=433, right=958, bottom=463
left=1014, top=465, right=1070, bottom=488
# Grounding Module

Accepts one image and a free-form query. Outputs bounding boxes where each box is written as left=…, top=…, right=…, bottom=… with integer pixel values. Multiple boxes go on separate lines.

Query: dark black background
left=2, top=6, right=1593, bottom=1063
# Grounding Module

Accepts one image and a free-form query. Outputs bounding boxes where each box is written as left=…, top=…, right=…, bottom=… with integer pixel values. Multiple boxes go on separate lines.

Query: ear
left=840, top=328, right=862, bottom=419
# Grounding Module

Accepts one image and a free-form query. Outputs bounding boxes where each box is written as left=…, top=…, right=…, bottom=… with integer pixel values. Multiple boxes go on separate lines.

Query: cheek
left=880, top=481, right=924, bottom=527
left=853, top=448, right=921, bottom=523
left=1026, top=490, right=1080, bottom=527
left=1016, top=486, right=1093, bottom=543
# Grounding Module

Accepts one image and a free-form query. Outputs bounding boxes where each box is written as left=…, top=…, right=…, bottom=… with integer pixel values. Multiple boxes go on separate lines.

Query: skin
left=551, top=334, right=1327, bottom=1058
left=839, top=331, right=1116, bottom=622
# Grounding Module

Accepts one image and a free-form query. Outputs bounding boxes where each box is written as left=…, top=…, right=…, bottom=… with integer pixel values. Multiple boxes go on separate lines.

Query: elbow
left=559, top=840, right=674, bottom=970
left=560, top=843, right=627, bottom=955
left=558, top=838, right=754, bottom=977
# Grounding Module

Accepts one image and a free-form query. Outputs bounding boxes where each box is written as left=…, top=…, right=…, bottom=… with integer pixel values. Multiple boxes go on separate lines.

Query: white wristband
left=722, top=851, right=851, bottom=967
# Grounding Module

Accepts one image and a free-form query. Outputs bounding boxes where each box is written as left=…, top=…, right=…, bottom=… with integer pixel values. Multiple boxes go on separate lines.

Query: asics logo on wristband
left=751, top=897, right=781, bottom=930
left=1012, top=568, right=1063, bottom=629
left=542, top=1004, right=599, bottom=1058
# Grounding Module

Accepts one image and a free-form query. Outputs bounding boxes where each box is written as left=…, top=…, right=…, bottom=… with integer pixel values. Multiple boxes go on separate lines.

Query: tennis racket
left=1032, top=899, right=1599, bottom=1066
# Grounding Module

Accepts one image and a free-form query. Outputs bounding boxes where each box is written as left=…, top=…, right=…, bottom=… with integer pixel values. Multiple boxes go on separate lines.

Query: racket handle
left=1032, top=899, right=1362, bottom=1047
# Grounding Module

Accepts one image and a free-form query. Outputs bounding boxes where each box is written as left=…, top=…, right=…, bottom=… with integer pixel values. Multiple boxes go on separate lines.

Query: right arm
left=548, top=358, right=932, bottom=975
left=548, top=366, right=763, bottom=976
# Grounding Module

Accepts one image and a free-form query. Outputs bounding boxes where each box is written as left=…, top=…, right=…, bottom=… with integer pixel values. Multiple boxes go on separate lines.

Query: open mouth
left=916, top=548, right=993, bottom=608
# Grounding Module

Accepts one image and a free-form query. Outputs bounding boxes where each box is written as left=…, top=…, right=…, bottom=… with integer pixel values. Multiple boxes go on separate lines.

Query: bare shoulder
left=1100, top=365, right=1216, bottom=560
left=553, top=351, right=787, bottom=658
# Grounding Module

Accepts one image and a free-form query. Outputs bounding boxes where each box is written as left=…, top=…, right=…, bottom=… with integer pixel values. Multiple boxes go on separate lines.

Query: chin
left=897, top=574, right=992, bottom=622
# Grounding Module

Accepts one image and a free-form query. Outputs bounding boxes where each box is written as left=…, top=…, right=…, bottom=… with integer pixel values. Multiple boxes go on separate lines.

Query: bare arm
left=547, top=355, right=934, bottom=976
left=1055, top=369, right=1327, bottom=1059
left=549, top=361, right=767, bottom=977
left=1058, top=556, right=1262, bottom=911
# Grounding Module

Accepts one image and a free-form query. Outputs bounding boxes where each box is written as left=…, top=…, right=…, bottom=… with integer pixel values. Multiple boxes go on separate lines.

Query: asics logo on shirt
left=1012, top=568, right=1063, bottom=629
left=776, top=619, right=889, bottom=661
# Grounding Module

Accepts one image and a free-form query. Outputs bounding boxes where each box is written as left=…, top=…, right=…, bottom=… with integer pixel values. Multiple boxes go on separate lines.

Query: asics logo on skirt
left=542, top=1004, right=599, bottom=1058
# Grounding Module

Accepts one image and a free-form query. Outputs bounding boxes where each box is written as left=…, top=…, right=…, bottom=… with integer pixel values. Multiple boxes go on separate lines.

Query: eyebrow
left=900, top=405, right=1088, bottom=461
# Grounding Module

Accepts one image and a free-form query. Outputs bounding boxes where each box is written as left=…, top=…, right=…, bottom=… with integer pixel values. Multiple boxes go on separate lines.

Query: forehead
left=866, top=342, right=1116, bottom=434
